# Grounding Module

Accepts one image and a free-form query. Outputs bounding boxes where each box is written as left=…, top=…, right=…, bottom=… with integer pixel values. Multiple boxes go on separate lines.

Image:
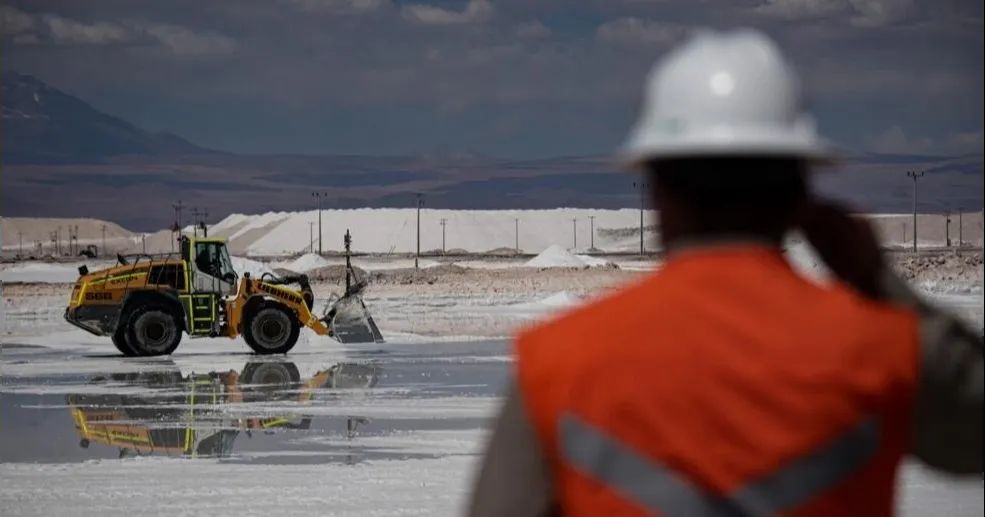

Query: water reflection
left=67, top=361, right=381, bottom=459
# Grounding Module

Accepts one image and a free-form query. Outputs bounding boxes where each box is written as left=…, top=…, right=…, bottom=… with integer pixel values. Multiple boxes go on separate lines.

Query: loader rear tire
left=126, top=306, right=182, bottom=356
left=243, top=305, right=300, bottom=355
left=111, top=325, right=139, bottom=357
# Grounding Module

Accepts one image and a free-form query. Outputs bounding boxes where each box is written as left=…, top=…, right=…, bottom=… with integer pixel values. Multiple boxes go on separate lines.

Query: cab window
left=194, top=242, right=236, bottom=280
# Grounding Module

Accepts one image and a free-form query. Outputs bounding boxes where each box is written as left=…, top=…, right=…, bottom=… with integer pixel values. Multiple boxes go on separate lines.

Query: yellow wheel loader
left=64, top=231, right=383, bottom=356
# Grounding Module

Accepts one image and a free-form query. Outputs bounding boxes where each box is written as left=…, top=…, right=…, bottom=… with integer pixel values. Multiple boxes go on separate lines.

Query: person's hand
left=797, top=199, right=886, bottom=299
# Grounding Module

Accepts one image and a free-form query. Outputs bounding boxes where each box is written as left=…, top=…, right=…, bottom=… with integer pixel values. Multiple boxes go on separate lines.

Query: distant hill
left=1, top=71, right=209, bottom=164
left=0, top=72, right=981, bottom=231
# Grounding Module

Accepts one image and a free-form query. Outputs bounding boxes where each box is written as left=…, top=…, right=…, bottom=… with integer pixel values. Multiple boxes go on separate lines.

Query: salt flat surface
left=2, top=265, right=981, bottom=516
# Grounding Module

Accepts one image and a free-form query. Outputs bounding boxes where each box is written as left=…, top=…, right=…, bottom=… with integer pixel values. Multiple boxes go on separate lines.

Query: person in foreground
left=468, top=30, right=983, bottom=517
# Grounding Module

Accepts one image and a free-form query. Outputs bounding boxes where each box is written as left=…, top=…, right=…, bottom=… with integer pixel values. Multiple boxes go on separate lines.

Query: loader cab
left=180, top=236, right=237, bottom=297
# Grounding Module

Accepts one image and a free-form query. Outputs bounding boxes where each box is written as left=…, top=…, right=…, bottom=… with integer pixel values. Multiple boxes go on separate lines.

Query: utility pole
left=142, top=234, right=146, bottom=254
left=571, top=218, right=578, bottom=249
left=191, top=208, right=209, bottom=238
left=17, top=231, right=22, bottom=256
left=906, top=171, right=924, bottom=252
left=56, top=227, right=61, bottom=256
left=589, top=215, right=595, bottom=250
left=311, top=192, right=326, bottom=254
left=415, top=193, right=423, bottom=268
left=958, top=211, right=963, bottom=247
left=514, top=218, right=519, bottom=254
left=172, top=200, right=185, bottom=231
left=633, top=181, right=646, bottom=256
left=309, top=222, right=315, bottom=253
left=945, top=210, right=951, bottom=248
left=172, top=200, right=184, bottom=253
left=101, top=225, right=106, bottom=255
left=74, top=225, right=79, bottom=255
left=439, top=218, right=447, bottom=253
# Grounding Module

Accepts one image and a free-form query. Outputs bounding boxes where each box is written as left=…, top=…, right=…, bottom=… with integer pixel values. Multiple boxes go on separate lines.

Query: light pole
left=633, top=181, right=646, bottom=256
left=309, top=222, right=315, bottom=253
left=311, top=192, right=327, bottom=254
left=439, top=218, right=447, bottom=253
left=571, top=218, right=578, bottom=249
left=17, top=231, right=22, bottom=256
left=101, top=225, right=106, bottom=255
left=906, top=171, right=924, bottom=252
left=415, top=193, right=423, bottom=268
left=589, top=215, right=595, bottom=251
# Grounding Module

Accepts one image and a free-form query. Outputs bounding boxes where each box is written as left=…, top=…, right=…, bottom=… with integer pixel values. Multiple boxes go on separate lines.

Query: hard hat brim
left=618, top=124, right=834, bottom=170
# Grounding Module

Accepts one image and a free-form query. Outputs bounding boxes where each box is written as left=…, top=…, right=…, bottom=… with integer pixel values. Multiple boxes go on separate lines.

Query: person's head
left=646, top=157, right=808, bottom=247
left=618, top=30, right=830, bottom=249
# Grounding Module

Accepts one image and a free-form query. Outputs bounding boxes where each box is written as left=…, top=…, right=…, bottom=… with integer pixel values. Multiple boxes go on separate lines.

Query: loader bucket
left=327, top=294, right=384, bottom=344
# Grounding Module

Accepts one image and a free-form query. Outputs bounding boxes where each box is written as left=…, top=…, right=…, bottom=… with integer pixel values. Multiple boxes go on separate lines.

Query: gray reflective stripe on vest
left=558, top=413, right=881, bottom=516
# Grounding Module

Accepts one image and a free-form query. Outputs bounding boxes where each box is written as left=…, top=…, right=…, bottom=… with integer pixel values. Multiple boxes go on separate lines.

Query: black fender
left=118, top=289, right=188, bottom=334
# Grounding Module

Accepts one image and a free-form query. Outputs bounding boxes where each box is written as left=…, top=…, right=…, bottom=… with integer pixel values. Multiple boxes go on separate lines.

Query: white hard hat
left=619, top=29, right=830, bottom=166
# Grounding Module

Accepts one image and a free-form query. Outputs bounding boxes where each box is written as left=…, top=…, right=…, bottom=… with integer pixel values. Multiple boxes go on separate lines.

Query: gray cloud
left=0, top=5, right=35, bottom=36
left=402, top=0, right=494, bottom=26
left=1, top=5, right=235, bottom=55
left=515, top=20, right=551, bottom=40
left=284, top=0, right=391, bottom=15
left=755, top=0, right=916, bottom=26
left=140, top=23, right=236, bottom=56
left=1, top=0, right=979, bottom=159
left=42, top=15, right=129, bottom=45
left=868, top=125, right=983, bottom=155
left=595, top=17, right=688, bottom=48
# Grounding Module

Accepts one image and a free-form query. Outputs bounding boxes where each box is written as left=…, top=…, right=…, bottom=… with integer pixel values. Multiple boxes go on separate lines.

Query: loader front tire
left=244, top=305, right=300, bottom=355
left=111, top=325, right=139, bottom=357
left=127, top=306, right=182, bottom=356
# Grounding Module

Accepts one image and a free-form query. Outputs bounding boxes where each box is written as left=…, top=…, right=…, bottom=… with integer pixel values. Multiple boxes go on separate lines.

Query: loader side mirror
left=223, top=272, right=237, bottom=284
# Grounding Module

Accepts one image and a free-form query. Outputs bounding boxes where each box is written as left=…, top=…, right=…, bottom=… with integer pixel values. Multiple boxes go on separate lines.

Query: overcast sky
left=2, top=0, right=982, bottom=158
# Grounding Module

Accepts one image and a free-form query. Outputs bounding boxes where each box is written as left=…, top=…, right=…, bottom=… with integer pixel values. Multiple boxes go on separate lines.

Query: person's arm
left=799, top=201, right=983, bottom=474
left=468, top=379, right=556, bottom=517
left=879, top=270, right=984, bottom=473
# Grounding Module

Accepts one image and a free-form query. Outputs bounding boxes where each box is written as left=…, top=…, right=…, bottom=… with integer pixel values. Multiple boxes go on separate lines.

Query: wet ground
left=1, top=337, right=508, bottom=515
left=1, top=339, right=508, bottom=464
left=3, top=335, right=983, bottom=516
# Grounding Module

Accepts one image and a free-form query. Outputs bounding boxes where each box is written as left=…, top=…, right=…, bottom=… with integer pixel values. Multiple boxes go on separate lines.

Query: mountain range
left=2, top=71, right=981, bottom=231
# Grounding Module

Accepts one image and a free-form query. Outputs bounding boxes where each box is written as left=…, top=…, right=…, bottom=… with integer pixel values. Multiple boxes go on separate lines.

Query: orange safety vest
left=516, top=246, right=920, bottom=517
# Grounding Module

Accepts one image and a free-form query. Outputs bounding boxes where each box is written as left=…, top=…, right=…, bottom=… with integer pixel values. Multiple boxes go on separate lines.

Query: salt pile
left=283, top=253, right=333, bottom=272
left=231, top=256, right=276, bottom=277
left=525, top=245, right=587, bottom=268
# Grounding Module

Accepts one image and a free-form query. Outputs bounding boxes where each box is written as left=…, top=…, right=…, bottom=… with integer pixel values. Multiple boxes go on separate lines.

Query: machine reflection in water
left=67, top=360, right=382, bottom=459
